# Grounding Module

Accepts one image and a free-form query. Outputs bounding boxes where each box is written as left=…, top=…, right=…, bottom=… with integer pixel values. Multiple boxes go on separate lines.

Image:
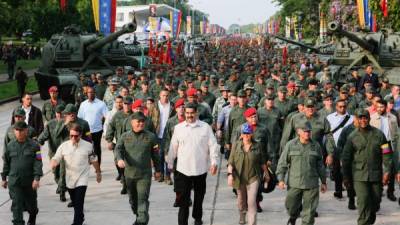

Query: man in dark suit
left=11, top=93, right=44, bottom=135
left=359, top=65, right=380, bottom=91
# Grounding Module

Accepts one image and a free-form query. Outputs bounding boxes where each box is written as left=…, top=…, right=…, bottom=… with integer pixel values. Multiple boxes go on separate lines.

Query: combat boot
left=287, top=217, right=296, bottom=225
left=348, top=197, right=356, bottom=210
left=27, top=212, right=37, bottom=225
left=239, top=211, right=246, bottom=224
left=60, top=191, right=66, bottom=202
left=120, top=187, right=127, bottom=195
left=387, top=192, right=397, bottom=202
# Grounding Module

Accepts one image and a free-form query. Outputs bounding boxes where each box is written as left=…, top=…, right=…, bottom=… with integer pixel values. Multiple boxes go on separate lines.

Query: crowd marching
left=2, top=36, right=400, bottom=225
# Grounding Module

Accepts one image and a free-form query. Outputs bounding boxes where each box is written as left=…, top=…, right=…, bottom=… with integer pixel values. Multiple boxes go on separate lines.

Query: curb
left=0, top=91, right=39, bottom=105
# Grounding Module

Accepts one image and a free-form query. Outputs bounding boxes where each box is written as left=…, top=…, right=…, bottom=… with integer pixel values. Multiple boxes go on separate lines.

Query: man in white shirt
left=51, top=123, right=101, bottom=225
left=369, top=99, right=399, bottom=202
left=326, top=99, right=353, bottom=199
left=78, top=87, right=108, bottom=165
left=157, top=89, right=174, bottom=184
left=168, top=102, right=219, bottom=225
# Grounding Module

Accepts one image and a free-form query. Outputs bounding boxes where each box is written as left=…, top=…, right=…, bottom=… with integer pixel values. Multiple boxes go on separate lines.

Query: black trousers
left=91, top=130, right=103, bottom=165
left=175, top=171, right=207, bottom=225
left=67, top=186, right=87, bottom=225
left=332, top=157, right=356, bottom=198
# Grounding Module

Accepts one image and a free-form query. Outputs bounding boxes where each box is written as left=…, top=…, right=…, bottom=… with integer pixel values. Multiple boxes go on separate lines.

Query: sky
left=188, top=0, right=280, bottom=29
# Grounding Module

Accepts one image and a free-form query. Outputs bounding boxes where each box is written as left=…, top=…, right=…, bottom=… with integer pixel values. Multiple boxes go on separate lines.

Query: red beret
left=175, top=98, right=185, bottom=109
left=243, top=108, right=257, bottom=118
left=287, top=82, right=296, bottom=89
left=186, top=88, right=197, bottom=97
left=131, top=99, right=143, bottom=109
left=49, top=86, right=58, bottom=93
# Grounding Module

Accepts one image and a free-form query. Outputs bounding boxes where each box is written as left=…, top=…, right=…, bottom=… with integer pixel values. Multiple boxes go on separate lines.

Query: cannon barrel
left=273, top=35, right=321, bottom=53
left=328, top=21, right=376, bottom=53
left=86, top=19, right=137, bottom=52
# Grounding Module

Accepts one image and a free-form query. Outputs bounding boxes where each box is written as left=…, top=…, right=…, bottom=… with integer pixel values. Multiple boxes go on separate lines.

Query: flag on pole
left=186, top=16, right=192, bottom=36
left=92, top=0, right=117, bottom=35
left=381, top=0, right=388, bottom=18
left=357, top=0, right=366, bottom=29
left=176, top=11, right=182, bottom=37
left=60, top=0, right=67, bottom=12
left=92, top=0, right=100, bottom=31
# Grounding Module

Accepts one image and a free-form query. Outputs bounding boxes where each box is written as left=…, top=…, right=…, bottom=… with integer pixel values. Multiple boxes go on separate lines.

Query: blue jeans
left=159, top=138, right=170, bottom=177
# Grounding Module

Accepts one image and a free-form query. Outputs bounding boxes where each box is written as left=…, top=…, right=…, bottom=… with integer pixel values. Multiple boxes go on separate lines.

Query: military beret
left=55, top=104, right=66, bottom=113
left=287, top=82, right=296, bottom=89
left=354, top=108, right=370, bottom=118
left=131, top=112, right=146, bottom=121
left=241, top=123, right=254, bottom=134
left=186, top=88, right=198, bottom=97
left=237, top=89, right=246, bottom=97
left=243, top=108, right=257, bottom=118
left=304, top=98, right=315, bottom=107
left=63, top=104, right=78, bottom=114
left=123, top=96, right=133, bottom=104
left=296, top=120, right=312, bottom=131
left=278, top=86, right=287, bottom=93
left=49, top=86, right=58, bottom=93
left=14, top=108, right=26, bottom=117
left=174, top=98, right=185, bottom=109
left=13, top=121, right=28, bottom=130
left=132, top=99, right=143, bottom=109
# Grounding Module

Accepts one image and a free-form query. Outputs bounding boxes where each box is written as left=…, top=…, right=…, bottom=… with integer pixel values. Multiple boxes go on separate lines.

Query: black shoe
left=27, top=213, right=36, bottom=225
left=158, top=175, right=164, bottom=183
left=121, top=188, right=128, bottom=195
left=287, top=217, right=296, bottom=225
left=60, top=192, right=67, bottom=202
left=194, top=220, right=203, bottom=225
left=67, top=202, right=74, bottom=208
left=333, top=192, right=343, bottom=199
left=348, top=198, right=356, bottom=210
left=314, top=211, right=318, bottom=217
left=232, top=188, right=237, bottom=196
left=116, top=174, right=122, bottom=181
left=387, top=192, right=397, bottom=202
left=257, top=203, right=262, bottom=213
left=173, top=201, right=179, bottom=207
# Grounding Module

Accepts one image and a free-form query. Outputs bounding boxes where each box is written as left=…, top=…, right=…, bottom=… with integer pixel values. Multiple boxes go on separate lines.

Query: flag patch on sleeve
left=381, top=144, right=393, bottom=155
left=35, top=151, right=42, bottom=160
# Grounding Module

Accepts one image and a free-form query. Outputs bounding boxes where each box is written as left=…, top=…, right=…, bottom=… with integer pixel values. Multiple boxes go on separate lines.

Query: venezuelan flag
left=35, top=150, right=42, bottom=161
left=91, top=0, right=116, bottom=35
left=357, top=0, right=365, bottom=29
left=381, top=143, right=393, bottom=155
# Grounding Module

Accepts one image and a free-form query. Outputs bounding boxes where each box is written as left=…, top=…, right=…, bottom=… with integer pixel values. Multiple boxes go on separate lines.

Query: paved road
left=0, top=69, right=36, bottom=83
left=0, top=95, right=399, bottom=225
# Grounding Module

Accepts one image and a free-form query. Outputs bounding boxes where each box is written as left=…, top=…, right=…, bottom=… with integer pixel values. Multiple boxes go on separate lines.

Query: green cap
left=63, top=104, right=78, bottom=114
left=14, top=108, right=26, bottom=117
left=123, top=96, right=133, bottom=104
left=220, top=85, right=231, bottom=92
left=304, top=98, right=315, bottom=107
left=131, top=112, right=146, bottom=121
left=295, top=120, right=312, bottom=131
left=237, top=89, right=246, bottom=97
left=354, top=108, right=369, bottom=118
left=55, top=104, right=66, bottom=113
left=201, top=81, right=209, bottom=87
left=340, top=85, right=349, bottom=93
left=382, top=77, right=389, bottom=83
left=13, top=121, right=28, bottom=130
left=244, top=83, right=254, bottom=90
left=179, top=84, right=187, bottom=91
left=266, top=82, right=274, bottom=89
left=365, top=87, right=375, bottom=94
left=266, top=94, right=275, bottom=100
left=278, top=86, right=287, bottom=93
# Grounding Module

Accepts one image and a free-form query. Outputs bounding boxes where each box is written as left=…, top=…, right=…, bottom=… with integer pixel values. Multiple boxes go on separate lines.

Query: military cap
left=179, top=84, right=187, bottom=91
left=131, top=112, right=146, bottom=121
left=304, top=98, right=316, bottom=107
left=384, top=95, right=394, bottom=103
left=243, top=108, right=257, bottom=118
left=164, top=78, right=172, bottom=85
left=220, top=85, right=231, bottom=92
left=280, top=73, right=288, bottom=79
left=295, top=120, right=312, bottom=131
left=185, top=76, right=194, bottom=83
left=347, top=83, right=355, bottom=88
left=322, top=79, right=332, bottom=85
left=266, top=82, right=274, bottom=89
left=13, top=121, right=28, bottom=130
left=382, top=77, right=389, bottom=83
left=14, top=108, right=26, bottom=117
left=63, top=104, right=78, bottom=114
left=241, top=123, right=254, bottom=134
left=296, top=97, right=305, bottom=105
left=109, top=76, right=120, bottom=85
left=278, top=86, right=287, bottom=93
left=155, top=73, right=163, bottom=79
left=201, top=81, right=210, bottom=87
left=365, top=87, right=375, bottom=93
left=244, top=83, right=255, bottom=90
left=340, top=85, right=349, bottom=93
left=237, top=89, right=246, bottom=98
left=123, top=96, right=133, bottom=104
left=210, top=75, right=217, bottom=80
left=55, top=104, right=66, bottom=113
left=266, top=94, right=275, bottom=100
left=323, top=92, right=333, bottom=100
left=354, top=108, right=370, bottom=118
left=198, top=72, right=205, bottom=76
left=218, top=78, right=225, bottom=84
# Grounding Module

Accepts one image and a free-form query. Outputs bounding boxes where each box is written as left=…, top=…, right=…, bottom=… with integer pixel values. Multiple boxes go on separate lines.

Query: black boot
left=287, top=217, right=296, bottom=225
left=120, top=186, right=127, bottom=195
left=348, top=197, right=356, bottom=210
left=387, top=192, right=397, bottom=202
left=27, top=212, right=37, bottom=225
left=60, top=191, right=66, bottom=202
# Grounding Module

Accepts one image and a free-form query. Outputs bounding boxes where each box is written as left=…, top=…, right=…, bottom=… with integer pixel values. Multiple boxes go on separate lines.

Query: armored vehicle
left=35, top=19, right=138, bottom=102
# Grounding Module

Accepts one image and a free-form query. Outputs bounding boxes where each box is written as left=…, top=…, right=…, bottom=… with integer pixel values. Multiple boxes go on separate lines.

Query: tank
left=327, top=21, right=400, bottom=84
left=35, top=19, right=138, bottom=102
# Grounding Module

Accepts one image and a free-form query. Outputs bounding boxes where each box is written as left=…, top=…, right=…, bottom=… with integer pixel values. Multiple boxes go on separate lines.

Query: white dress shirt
left=78, top=98, right=108, bottom=133
left=53, top=139, right=97, bottom=189
left=22, top=106, right=31, bottom=124
left=326, top=112, right=354, bottom=145
left=168, top=120, right=220, bottom=176
left=380, top=115, right=391, bottom=141
left=157, top=101, right=171, bottom=138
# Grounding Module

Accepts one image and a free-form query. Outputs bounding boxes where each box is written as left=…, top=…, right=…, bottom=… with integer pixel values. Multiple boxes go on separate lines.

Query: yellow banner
left=92, top=0, right=100, bottom=31
left=149, top=17, right=158, bottom=32
left=186, top=16, right=191, bottom=36
left=357, top=0, right=365, bottom=28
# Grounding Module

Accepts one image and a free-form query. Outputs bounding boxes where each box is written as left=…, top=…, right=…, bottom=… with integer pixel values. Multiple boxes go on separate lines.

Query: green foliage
left=0, top=77, right=38, bottom=101
left=370, top=0, right=400, bottom=31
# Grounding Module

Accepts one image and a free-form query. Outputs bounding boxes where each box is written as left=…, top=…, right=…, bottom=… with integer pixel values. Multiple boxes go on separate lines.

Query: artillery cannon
left=35, top=19, right=138, bottom=102
left=273, top=35, right=322, bottom=54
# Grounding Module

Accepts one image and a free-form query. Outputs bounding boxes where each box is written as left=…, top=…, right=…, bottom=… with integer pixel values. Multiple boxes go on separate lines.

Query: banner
left=285, top=17, right=291, bottom=38
left=148, top=17, right=158, bottom=32
left=92, top=0, right=116, bottom=35
left=176, top=11, right=182, bottom=37
left=186, top=16, right=191, bottom=36
left=200, top=21, right=204, bottom=34
left=357, top=0, right=366, bottom=28
left=92, top=0, right=100, bottom=31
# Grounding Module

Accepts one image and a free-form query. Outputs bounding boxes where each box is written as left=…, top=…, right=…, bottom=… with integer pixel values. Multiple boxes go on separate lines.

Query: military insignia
left=35, top=150, right=42, bottom=161
left=381, top=143, right=393, bottom=155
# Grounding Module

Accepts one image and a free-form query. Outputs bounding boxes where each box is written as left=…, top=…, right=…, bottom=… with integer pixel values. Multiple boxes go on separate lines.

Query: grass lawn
left=0, top=77, right=38, bottom=101
left=0, top=59, right=41, bottom=74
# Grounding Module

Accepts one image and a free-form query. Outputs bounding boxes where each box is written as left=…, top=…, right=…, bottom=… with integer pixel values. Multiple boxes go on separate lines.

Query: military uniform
left=4, top=125, right=36, bottom=146
left=212, top=95, right=228, bottom=125
left=342, top=116, right=393, bottom=225
left=42, top=99, right=65, bottom=122
left=226, top=105, right=248, bottom=148
left=277, top=135, right=326, bottom=225
left=115, top=118, right=160, bottom=225
left=95, top=83, right=107, bottom=100
left=2, top=122, right=43, bottom=225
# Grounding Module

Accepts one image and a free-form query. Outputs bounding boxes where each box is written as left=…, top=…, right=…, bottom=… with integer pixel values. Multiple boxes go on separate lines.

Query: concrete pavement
left=0, top=95, right=400, bottom=225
